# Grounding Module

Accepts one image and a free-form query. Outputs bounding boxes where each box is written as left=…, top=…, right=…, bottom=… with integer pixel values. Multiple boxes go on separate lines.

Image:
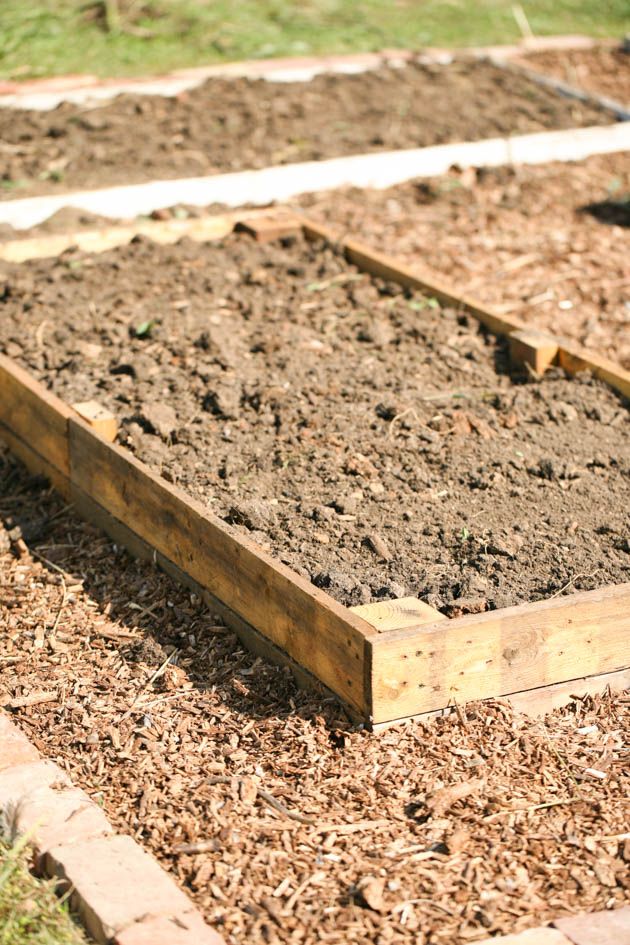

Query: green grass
left=0, top=1, right=627, bottom=81
left=0, top=837, right=89, bottom=945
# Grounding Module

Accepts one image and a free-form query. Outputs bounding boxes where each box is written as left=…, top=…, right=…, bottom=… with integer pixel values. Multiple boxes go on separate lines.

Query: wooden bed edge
left=370, top=666, right=630, bottom=731
left=367, top=583, right=630, bottom=724
left=69, top=484, right=365, bottom=723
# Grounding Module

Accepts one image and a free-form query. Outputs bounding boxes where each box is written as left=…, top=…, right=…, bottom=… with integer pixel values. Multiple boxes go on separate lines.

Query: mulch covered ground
left=297, top=152, right=630, bottom=368
left=1, top=452, right=628, bottom=944
left=517, top=45, right=630, bottom=106
left=0, top=59, right=612, bottom=199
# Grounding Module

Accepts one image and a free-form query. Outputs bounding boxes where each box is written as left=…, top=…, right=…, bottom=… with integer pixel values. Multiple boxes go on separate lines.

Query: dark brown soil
left=1, top=232, right=628, bottom=613
left=1, top=463, right=629, bottom=945
left=518, top=46, right=630, bottom=106
left=0, top=59, right=612, bottom=199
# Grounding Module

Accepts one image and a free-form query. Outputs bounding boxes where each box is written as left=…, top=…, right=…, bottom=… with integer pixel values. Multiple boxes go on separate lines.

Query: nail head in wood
left=72, top=401, right=118, bottom=442
left=509, top=329, right=559, bottom=375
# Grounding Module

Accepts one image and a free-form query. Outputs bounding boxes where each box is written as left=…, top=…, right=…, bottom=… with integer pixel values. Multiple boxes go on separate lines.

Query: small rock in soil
left=142, top=402, right=178, bottom=439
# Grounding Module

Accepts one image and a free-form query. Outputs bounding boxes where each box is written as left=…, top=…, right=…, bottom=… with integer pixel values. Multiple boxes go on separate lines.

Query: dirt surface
left=0, top=463, right=629, bottom=944
left=1, top=232, right=628, bottom=613
left=518, top=46, right=630, bottom=106
left=0, top=59, right=612, bottom=200
left=297, top=152, right=630, bottom=369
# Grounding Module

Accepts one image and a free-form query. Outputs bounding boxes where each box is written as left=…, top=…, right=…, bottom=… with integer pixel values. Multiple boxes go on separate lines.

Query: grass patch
left=0, top=836, right=89, bottom=945
left=0, top=1, right=626, bottom=80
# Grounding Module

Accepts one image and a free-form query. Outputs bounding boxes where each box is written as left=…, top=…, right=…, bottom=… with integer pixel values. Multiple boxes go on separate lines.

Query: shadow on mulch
left=579, top=198, right=630, bottom=228
left=0, top=450, right=352, bottom=738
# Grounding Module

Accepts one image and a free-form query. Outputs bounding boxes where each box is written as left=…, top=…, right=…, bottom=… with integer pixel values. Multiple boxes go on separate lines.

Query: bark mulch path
left=0, top=232, right=629, bottom=612
left=297, top=152, right=630, bottom=369
left=517, top=46, right=630, bottom=107
left=0, top=59, right=612, bottom=200
left=0, top=455, right=628, bottom=945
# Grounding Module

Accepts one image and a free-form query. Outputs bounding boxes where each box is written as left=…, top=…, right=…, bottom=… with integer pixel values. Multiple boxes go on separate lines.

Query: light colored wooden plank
left=371, top=667, right=630, bottom=730
left=351, top=597, right=445, bottom=632
left=368, top=584, right=630, bottom=724
left=68, top=418, right=375, bottom=714
left=234, top=215, right=301, bottom=243
left=0, top=210, right=274, bottom=263
left=0, top=353, right=72, bottom=477
left=554, top=906, right=630, bottom=945
left=558, top=345, right=630, bottom=400
left=509, top=329, right=559, bottom=374
left=0, top=422, right=71, bottom=499
left=72, top=402, right=117, bottom=443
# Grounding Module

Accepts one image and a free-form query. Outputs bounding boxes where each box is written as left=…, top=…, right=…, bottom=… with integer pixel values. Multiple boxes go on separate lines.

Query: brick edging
left=0, top=712, right=224, bottom=945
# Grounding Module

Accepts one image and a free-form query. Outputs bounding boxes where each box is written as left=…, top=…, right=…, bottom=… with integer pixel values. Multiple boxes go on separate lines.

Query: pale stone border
left=478, top=907, right=630, bottom=945
left=0, top=35, right=606, bottom=110
left=1, top=121, right=628, bottom=231
left=0, top=712, right=223, bottom=945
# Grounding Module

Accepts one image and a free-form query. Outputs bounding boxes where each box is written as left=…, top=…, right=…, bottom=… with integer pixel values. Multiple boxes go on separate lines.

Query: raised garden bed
left=0, top=59, right=614, bottom=200
left=0, top=215, right=628, bottom=726
left=1, top=465, right=629, bottom=944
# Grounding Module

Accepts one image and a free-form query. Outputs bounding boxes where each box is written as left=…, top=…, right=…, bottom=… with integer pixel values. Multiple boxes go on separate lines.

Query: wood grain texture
left=0, top=353, right=72, bottom=476
left=351, top=597, right=445, bottom=632
left=558, top=345, right=630, bottom=400
left=72, top=402, right=118, bottom=443
left=68, top=418, right=374, bottom=713
left=371, top=667, right=630, bottom=730
left=509, top=329, right=559, bottom=375
left=369, top=584, right=630, bottom=723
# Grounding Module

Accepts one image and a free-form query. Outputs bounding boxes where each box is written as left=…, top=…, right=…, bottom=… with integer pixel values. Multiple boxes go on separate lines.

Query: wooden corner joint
left=508, top=328, right=559, bottom=375
left=71, top=401, right=117, bottom=443
left=234, top=215, right=301, bottom=243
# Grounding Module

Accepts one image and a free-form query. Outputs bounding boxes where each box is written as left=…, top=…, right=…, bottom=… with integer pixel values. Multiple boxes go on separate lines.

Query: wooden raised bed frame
left=1, top=212, right=628, bottom=727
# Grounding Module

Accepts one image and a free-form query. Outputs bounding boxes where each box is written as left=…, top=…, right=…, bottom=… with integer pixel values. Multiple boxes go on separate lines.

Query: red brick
left=45, top=834, right=199, bottom=944
left=0, top=758, right=112, bottom=861
left=0, top=713, right=40, bottom=771
left=554, top=906, right=630, bottom=945
left=114, top=912, right=225, bottom=945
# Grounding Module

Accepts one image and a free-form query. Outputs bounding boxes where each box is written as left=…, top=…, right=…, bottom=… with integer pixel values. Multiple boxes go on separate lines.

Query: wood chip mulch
left=1, top=451, right=628, bottom=944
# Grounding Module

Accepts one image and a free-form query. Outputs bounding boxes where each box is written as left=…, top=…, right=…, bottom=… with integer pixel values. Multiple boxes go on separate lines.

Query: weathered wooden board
left=302, top=220, right=525, bottom=337
left=68, top=418, right=374, bottom=713
left=0, top=353, right=72, bottom=477
left=369, top=584, right=630, bottom=723
left=558, top=345, right=630, bottom=400
left=372, top=667, right=630, bottom=730
left=351, top=597, right=445, bottom=632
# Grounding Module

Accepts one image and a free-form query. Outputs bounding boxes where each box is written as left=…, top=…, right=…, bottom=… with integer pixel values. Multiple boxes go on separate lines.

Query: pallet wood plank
left=68, top=418, right=374, bottom=713
left=369, top=584, right=630, bottom=723
left=509, top=329, right=559, bottom=374
left=72, top=401, right=118, bottom=443
left=558, top=345, right=630, bottom=400
left=0, top=353, right=72, bottom=477
left=351, top=597, right=445, bottom=632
